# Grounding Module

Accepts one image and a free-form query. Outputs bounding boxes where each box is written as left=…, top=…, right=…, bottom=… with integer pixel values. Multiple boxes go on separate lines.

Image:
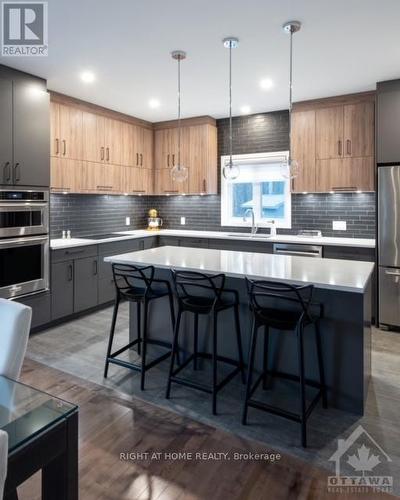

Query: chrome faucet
left=243, top=208, right=257, bottom=236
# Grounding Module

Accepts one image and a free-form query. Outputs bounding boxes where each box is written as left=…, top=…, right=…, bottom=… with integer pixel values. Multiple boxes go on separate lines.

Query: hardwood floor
left=15, top=359, right=392, bottom=500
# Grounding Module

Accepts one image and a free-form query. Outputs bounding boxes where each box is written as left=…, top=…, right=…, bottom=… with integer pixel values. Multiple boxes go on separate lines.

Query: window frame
left=220, top=151, right=292, bottom=229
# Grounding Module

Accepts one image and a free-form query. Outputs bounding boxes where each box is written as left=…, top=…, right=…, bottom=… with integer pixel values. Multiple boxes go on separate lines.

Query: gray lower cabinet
left=179, top=238, right=209, bottom=248
left=158, top=236, right=180, bottom=247
left=15, top=291, right=51, bottom=329
left=143, top=236, right=157, bottom=249
left=208, top=238, right=273, bottom=253
left=74, top=256, right=99, bottom=313
left=51, top=260, right=74, bottom=320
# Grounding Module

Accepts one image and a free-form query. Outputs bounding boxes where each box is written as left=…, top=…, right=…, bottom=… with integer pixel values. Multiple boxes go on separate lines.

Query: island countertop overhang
left=104, top=246, right=374, bottom=294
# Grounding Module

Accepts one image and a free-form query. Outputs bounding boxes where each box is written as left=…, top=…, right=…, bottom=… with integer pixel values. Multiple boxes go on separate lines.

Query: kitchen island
left=105, top=246, right=374, bottom=415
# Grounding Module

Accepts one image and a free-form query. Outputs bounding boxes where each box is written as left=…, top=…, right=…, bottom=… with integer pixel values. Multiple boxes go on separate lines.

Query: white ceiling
left=2, top=0, right=399, bottom=121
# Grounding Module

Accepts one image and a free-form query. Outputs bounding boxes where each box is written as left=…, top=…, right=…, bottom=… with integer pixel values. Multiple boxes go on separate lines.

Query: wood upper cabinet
left=187, top=124, right=217, bottom=194
left=343, top=102, right=374, bottom=158
left=121, top=122, right=153, bottom=168
left=294, top=93, right=375, bottom=192
left=141, top=127, right=153, bottom=169
left=316, top=157, right=375, bottom=192
left=316, top=106, right=344, bottom=159
left=50, top=157, right=80, bottom=193
left=121, top=121, right=135, bottom=167
left=316, top=101, right=374, bottom=160
left=82, top=111, right=105, bottom=163
left=154, top=168, right=188, bottom=194
left=50, top=102, right=82, bottom=159
left=80, top=162, right=121, bottom=194
left=122, top=166, right=153, bottom=194
left=104, top=118, right=122, bottom=165
left=154, top=120, right=217, bottom=194
left=81, top=113, right=122, bottom=164
left=154, top=128, right=179, bottom=169
left=291, top=110, right=316, bottom=193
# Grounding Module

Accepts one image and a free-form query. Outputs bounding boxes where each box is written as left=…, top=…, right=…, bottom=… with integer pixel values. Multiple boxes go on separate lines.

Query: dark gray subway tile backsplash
left=50, top=111, right=376, bottom=239
left=50, top=192, right=375, bottom=239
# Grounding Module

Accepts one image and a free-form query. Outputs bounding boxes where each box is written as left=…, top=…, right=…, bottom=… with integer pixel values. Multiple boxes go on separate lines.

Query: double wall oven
left=0, top=189, right=49, bottom=299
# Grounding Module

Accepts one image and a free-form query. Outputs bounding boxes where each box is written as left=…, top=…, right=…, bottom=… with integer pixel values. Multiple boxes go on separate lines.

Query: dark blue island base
left=129, top=270, right=372, bottom=415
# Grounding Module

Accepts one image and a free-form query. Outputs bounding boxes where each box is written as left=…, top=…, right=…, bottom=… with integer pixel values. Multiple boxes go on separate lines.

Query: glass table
left=0, top=376, right=78, bottom=500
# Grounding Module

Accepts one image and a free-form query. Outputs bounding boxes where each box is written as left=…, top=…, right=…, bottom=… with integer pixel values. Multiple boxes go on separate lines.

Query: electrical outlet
left=125, top=216, right=131, bottom=226
left=332, top=220, right=346, bottom=231
left=180, top=217, right=186, bottom=225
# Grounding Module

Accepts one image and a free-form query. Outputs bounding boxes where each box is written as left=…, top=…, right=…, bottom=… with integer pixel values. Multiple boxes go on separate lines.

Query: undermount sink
left=227, top=233, right=271, bottom=239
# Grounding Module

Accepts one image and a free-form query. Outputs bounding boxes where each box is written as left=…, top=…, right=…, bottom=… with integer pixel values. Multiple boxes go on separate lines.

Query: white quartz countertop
left=51, top=229, right=375, bottom=250
left=104, top=246, right=374, bottom=293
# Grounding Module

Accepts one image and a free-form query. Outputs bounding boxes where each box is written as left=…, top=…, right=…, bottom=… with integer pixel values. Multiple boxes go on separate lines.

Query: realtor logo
left=2, top=2, right=48, bottom=56
left=327, top=425, right=393, bottom=494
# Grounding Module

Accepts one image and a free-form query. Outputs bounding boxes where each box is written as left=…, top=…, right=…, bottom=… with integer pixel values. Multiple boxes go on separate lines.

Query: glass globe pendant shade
left=171, top=164, right=188, bottom=182
left=223, top=160, right=240, bottom=180
left=281, top=158, right=299, bottom=179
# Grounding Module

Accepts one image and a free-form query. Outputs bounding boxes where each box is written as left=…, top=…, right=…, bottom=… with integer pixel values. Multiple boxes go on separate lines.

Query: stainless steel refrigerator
left=379, top=165, right=400, bottom=328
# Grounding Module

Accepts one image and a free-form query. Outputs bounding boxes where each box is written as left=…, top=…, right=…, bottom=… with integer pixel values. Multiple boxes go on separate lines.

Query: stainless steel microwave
left=0, top=189, right=49, bottom=238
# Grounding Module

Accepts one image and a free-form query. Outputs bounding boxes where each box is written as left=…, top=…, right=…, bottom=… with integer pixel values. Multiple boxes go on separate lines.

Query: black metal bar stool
left=104, top=263, right=176, bottom=390
left=166, top=270, right=245, bottom=415
left=242, top=278, right=327, bottom=447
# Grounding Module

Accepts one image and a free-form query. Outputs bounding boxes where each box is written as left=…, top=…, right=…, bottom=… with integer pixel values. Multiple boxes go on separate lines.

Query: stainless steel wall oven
left=0, top=189, right=49, bottom=299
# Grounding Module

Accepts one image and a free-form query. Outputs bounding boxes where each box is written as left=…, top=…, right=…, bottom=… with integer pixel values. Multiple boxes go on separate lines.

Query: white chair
left=0, top=430, right=7, bottom=500
left=0, top=299, right=32, bottom=380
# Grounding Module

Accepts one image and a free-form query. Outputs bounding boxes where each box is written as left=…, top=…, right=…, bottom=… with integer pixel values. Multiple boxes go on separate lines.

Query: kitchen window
left=221, top=151, right=291, bottom=228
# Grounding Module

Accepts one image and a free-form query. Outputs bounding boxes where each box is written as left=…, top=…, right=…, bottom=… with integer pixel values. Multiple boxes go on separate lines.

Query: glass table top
left=0, top=376, right=77, bottom=453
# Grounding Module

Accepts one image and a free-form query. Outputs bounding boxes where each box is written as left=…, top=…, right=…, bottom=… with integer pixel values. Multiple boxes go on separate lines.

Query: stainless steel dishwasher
left=273, top=243, right=323, bottom=258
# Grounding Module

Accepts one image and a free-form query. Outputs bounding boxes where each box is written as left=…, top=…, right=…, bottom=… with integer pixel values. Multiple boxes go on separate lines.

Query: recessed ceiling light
left=240, top=105, right=251, bottom=115
left=260, top=78, right=274, bottom=90
left=80, top=71, right=95, bottom=83
left=149, top=98, right=160, bottom=109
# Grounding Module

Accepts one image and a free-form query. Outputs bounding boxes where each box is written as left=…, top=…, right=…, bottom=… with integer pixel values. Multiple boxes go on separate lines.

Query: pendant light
left=222, top=37, right=240, bottom=180
left=171, top=50, right=188, bottom=183
left=282, top=21, right=301, bottom=180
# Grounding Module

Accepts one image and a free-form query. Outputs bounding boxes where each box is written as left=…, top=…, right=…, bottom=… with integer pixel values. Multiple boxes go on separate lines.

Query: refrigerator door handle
left=384, top=269, right=400, bottom=277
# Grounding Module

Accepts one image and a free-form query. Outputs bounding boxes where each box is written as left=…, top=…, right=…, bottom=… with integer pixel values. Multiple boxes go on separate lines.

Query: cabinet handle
left=331, top=186, right=358, bottom=192
left=65, top=249, right=85, bottom=255
left=106, top=147, right=110, bottom=162
left=164, top=190, right=179, bottom=193
left=172, top=154, right=175, bottom=166
left=68, top=264, right=73, bottom=281
left=346, top=139, right=351, bottom=155
left=100, top=147, right=105, bottom=161
left=93, top=260, right=98, bottom=275
left=291, top=178, right=294, bottom=192
left=3, top=162, right=10, bottom=182
left=140, top=153, right=143, bottom=166
left=202, top=179, right=206, bottom=193
left=136, top=153, right=139, bottom=166
left=62, top=140, right=66, bottom=156
left=167, top=154, right=170, bottom=167
left=14, top=163, right=20, bottom=182
left=55, top=138, right=59, bottom=155
left=338, top=140, right=342, bottom=156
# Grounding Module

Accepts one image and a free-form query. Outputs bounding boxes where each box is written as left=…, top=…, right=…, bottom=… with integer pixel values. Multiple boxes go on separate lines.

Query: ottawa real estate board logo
left=1, top=2, right=48, bottom=56
left=328, top=425, right=393, bottom=494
